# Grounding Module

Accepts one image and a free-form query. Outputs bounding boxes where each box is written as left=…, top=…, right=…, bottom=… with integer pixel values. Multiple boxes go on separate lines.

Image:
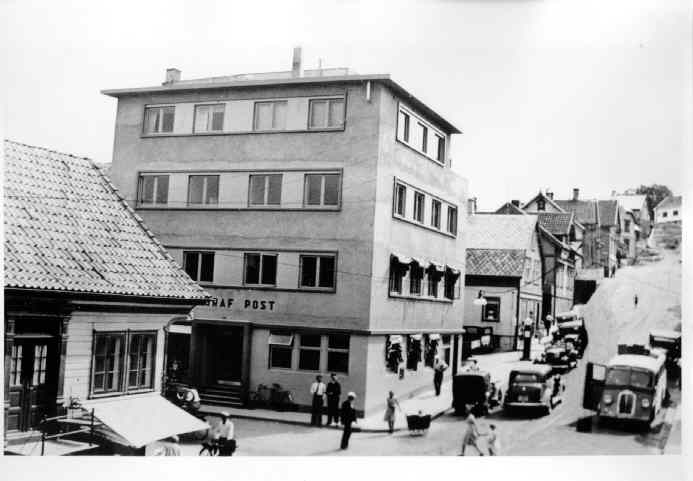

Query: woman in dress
left=383, top=391, right=401, bottom=434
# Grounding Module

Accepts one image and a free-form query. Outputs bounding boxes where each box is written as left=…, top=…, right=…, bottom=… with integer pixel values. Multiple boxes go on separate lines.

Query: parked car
left=452, top=370, right=502, bottom=416
left=535, top=340, right=578, bottom=372
left=504, top=364, right=561, bottom=416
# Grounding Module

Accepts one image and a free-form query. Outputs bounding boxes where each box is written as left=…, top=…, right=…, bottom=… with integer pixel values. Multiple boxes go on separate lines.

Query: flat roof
left=101, top=74, right=461, bottom=134
left=608, top=354, right=665, bottom=372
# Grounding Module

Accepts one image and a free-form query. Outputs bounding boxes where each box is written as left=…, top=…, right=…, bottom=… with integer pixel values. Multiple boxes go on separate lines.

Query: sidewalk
left=199, top=344, right=543, bottom=433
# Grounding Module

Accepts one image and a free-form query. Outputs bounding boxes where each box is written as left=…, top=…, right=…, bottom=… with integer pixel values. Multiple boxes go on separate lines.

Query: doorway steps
left=199, top=384, right=244, bottom=408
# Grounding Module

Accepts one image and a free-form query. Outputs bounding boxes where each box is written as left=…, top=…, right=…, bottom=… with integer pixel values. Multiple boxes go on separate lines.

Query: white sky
left=1, top=0, right=691, bottom=210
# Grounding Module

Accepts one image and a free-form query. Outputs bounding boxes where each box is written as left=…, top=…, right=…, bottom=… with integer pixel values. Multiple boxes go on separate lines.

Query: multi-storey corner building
left=103, top=52, right=468, bottom=417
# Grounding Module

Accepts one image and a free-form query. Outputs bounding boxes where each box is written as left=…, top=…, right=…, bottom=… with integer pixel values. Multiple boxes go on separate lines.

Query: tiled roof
left=4, top=140, right=208, bottom=300
left=537, top=212, right=573, bottom=235
left=655, top=195, right=682, bottom=210
left=554, top=199, right=599, bottom=225
left=597, top=200, right=619, bottom=227
left=494, top=202, right=526, bottom=215
left=465, top=214, right=537, bottom=250
left=466, top=249, right=525, bottom=277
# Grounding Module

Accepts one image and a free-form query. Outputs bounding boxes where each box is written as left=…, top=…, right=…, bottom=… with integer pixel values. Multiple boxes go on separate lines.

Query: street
left=178, top=247, right=682, bottom=456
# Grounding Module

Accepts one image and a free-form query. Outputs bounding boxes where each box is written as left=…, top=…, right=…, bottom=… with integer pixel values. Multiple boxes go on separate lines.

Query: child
left=487, top=424, right=500, bottom=456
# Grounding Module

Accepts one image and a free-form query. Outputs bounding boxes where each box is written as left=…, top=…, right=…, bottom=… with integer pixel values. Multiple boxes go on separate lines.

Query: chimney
left=467, top=197, right=477, bottom=216
left=546, top=190, right=554, bottom=200
left=572, top=188, right=580, bottom=201
left=511, top=200, right=520, bottom=207
left=292, top=46, right=303, bottom=77
left=164, top=68, right=181, bottom=85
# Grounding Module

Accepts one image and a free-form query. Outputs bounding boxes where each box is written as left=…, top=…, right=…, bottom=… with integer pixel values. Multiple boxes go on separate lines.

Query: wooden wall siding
left=63, top=311, right=174, bottom=403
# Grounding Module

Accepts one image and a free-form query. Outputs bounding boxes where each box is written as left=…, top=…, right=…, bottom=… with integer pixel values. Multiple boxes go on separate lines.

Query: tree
left=635, top=184, right=672, bottom=219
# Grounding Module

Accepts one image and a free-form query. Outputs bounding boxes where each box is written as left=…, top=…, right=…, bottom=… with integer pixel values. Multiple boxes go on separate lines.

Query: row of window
left=143, top=97, right=345, bottom=135
left=138, top=172, right=341, bottom=208
left=394, top=182, right=458, bottom=235
left=385, top=334, right=452, bottom=373
left=396, top=106, right=446, bottom=164
left=90, top=331, right=157, bottom=396
left=268, top=332, right=349, bottom=373
left=183, top=251, right=337, bottom=290
left=389, top=257, right=461, bottom=300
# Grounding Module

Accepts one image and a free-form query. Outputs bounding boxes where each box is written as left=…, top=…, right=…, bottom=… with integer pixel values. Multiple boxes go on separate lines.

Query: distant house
left=596, top=199, right=622, bottom=276
left=654, top=195, right=682, bottom=224
left=464, top=215, right=543, bottom=351
left=4, top=140, right=208, bottom=454
left=612, top=193, right=650, bottom=236
left=553, top=189, right=601, bottom=270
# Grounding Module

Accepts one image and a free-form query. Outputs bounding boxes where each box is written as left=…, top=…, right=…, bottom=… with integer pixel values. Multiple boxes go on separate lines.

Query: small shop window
left=298, top=334, right=322, bottom=371
left=481, top=297, right=501, bottom=322
left=268, top=332, right=293, bottom=369
left=327, top=334, right=349, bottom=374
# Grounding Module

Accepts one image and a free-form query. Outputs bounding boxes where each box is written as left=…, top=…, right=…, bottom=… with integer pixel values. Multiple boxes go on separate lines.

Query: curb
left=198, top=406, right=454, bottom=433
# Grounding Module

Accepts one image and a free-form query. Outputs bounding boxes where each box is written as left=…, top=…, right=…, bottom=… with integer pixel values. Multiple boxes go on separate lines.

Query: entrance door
left=7, top=339, right=54, bottom=432
left=213, top=328, right=243, bottom=385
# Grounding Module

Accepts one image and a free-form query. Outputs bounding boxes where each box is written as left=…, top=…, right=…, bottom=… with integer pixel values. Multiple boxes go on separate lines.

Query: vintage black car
left=535, top=340, right=578, bottom=372
left=452, top=370, right=502, bottom=416
left=556, top=311, right=588, bottom=356
left=504, top=364, right=561, bottom=416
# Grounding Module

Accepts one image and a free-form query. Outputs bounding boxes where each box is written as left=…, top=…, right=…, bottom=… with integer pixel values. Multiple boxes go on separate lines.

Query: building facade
left=3, top=141, right=207, bottom=453
left=654, top=195, right=682, bottom=224
left=104, top=58, right=468, bottom=417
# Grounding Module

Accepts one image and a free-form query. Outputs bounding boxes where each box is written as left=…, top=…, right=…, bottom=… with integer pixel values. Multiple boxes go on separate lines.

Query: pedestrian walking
left=460, top=412, right=483, bottom=456
left=326, top=373, right=342, bottom=426
left=486, top=424, right=501, bottom=456
left=153, top=435, right=181, bottom=456
left=310, top=375, right=327, bottom=426
left=340, top=392, right=357, bottom=450
left=433, top=356, right=448, bottom=396
left=217, top=411, right=236, bottom=456
left=543, top=315, right=553, bottom=337
left=383, top=391, right=401, bottom=434
left=634, top=294, right=639, bottom=308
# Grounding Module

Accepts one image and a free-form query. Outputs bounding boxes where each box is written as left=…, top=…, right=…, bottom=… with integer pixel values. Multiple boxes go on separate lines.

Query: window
left=327, top=334, right=349, bottom=373
left=32, top=344, right=47, bottom=385
left=9, top=345, right=22, bottom=386
left=537, top=199, right=546, bottom=211
left=441, top=335, right=451, bottom=366
left=137, top=175, right=169, bottom=205
left=481, top=297, right=501, bottom=322
left=299, top=255, right=336, bottom=290
left=249, top=174, right=283, bottom=206
left=436, top=134, right=445, bottom=163
left=413, top=192, right=425, bottom=223
left=144, top=106, right=175, bottom=134
left=624, top=220, right=631, bottom=233
left=444, top=270, right=460, bottom=300
left=194, top=104, right=225, bottom=133
left=389, top=258, right=408, bottom=294
left=298, top=334, right=322, bottom=371
left=446, top=206, right=458, bottom=235
left=662, top=212, right=668, bottom=218
left=419, top=123, right=428, bottom=153
left=431, top=200, right=441, bottom=228
left=188, top=175, right=219, bottom=205
left=92, top=333, right=125, bottom=394
left=427, top=267, right=442, bottom=297
left=673, top=210, right=679, bottom=216
left=410, top=262, right=423, bottom=295
left=406, top=335, right=422, bottom=370
left=244, top=253, right=278, bottom=286
left=127, top=333, right=155, bottom=390
left=183, top=251, right=215, bottom=283
left=399, top=110, right=410, bottom=142
left=304, top=174, right=340, bottom=207
left=253, top=101, right=287, bottom=130
left=309, top=98, right=345, bottom=129
left=268, top=332, right=293, bottom=369
left=395, top=183, right=406, bottom=216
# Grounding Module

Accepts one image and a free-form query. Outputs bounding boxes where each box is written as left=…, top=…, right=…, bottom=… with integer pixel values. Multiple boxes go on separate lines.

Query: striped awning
left=391, top=253, right=412, bottom=264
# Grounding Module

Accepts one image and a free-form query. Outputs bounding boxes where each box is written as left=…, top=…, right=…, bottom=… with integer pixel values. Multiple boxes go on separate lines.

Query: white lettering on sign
left=207, top=297, right=276, bottom=311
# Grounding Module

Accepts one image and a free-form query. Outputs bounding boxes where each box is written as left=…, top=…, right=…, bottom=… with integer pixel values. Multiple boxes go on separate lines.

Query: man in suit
left=340, top=392, right=357, bottom=449
left=310, top=375, right=327, bottom=426
left=326, top=373, right=341, bottom=426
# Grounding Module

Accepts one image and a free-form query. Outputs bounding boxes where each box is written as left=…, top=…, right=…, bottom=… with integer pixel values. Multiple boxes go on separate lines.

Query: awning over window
left=391, top=252, right=412, bottom=265
left=268, top=333, right=294, bottom=346
left=428, top=333, right=441, bottom=341
left=82, top=395, right=209, bottom=449
left=410, top=256, right=426, bottom=266
left=388, top=335, right=403, bottom=345
left=168, top=324, right=191, bottom=335
left=446, top=265, right=461, bottom=276
left=429, top=261, right=445, bottom=273
left=410, top=333, right=423, bottom=341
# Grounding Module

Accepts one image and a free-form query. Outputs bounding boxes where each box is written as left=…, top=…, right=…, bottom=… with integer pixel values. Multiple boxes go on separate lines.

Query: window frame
left=9, top=344, right=22, bottom=387
left=193, top=103, right=225, bottom=133
left=183, top=251, right=215, bottom=283
left=308, top=98, right=346, bottom=129
left=298, top=254, right=337, bottom=291
left=187, top=175, right=220, bottom=206
left=413, top=191, right=425, bottom=223
left=431, top=199, right=442, bottom=229
left=297, top=334, right=323, bottom=372
left=243, top=252, right=278, bottom=287
left=396, top=104, right=446, bottom=166
left=268, top=331, right=294, bottom=370
left=248, top=173, right=283, bottom=207
left=143, top=105, right=176, bottom=135
left=327, top=334, right=350, bottom=374
left=303, top=173, right=341, bottom=208
left=409, top=262, right=424, bottom=296
left=446, top=206, right=458, bottom=235
left=253, top=100, right=288, bottom=131
left=419, top=122, right=428, bottom=153
left=435, top=134, right=445, bottom=163
left=126, top=332, right=157, bottom=391
left=481, top=297, right=501, bottom=322
left=394, top=183, right=407, bottom=217
left=137, top=174, right=170, bottom=206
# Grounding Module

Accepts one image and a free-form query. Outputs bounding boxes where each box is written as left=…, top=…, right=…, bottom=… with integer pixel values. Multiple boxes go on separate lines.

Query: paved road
left=178, top=249, right=681, bottom=456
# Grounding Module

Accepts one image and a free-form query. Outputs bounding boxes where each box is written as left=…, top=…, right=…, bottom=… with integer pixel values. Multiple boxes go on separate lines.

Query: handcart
left=405, top=413, right=431, bottom=436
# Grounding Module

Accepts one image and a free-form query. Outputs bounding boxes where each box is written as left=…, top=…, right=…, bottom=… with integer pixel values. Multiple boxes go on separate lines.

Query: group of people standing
left=309, top=373, right=358, bottom=449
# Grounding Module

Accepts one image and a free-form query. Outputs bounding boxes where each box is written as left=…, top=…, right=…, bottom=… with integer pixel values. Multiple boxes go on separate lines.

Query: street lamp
left=473, top=290, right=487, bottom=306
